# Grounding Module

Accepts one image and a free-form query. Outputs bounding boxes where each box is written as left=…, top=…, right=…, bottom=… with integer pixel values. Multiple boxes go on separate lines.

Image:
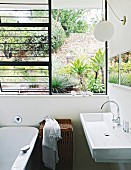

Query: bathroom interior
left=0, top=0, right=131, bottom=170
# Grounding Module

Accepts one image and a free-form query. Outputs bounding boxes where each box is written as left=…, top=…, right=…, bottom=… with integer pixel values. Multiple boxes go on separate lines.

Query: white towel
left=42, top=118, right=61, bottom=170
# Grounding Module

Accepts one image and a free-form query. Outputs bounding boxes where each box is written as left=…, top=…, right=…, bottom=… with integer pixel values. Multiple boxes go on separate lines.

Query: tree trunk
left=79, top=76, right=83, bottom=86
left=56, top=10, right=61, bottom=22
left=95, top=71, right=98, bottom=81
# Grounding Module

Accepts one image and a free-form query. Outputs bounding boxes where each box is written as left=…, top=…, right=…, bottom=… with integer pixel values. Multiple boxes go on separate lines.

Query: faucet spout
left=101, top=100, right=120, bottom=125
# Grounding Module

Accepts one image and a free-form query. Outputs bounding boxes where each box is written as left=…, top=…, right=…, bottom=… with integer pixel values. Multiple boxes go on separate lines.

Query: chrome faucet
left=101, top=100, right=120, bottom=126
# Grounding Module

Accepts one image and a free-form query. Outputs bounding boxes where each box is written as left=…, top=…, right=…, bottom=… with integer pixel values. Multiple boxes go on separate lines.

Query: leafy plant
left=52, top=75, right=75, bottom=93
left=120, top=73, right=131, bottom=86
left=87, top=76, right=105, bottom=93
left=90, top=49, right=105, bottom=84
left=61, top=56, right=89, bottom=89
left=121, top=61, right=131, bottom=73
left=108, top=73, right=119, bottom=84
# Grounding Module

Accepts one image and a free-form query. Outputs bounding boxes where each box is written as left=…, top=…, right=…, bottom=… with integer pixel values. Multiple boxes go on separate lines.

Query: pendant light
left=94, top=0, right=126, bottom=42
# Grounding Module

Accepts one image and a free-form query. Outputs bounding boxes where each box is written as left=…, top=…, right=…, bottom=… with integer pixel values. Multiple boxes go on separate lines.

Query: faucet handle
left=123, top=121, right=129, bottom=132
left=112, top=114, right=115, bottom=122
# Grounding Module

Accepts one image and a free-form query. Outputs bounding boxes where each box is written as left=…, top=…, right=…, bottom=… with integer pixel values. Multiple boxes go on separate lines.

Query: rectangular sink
left=80, top=112, right=131, bottom=163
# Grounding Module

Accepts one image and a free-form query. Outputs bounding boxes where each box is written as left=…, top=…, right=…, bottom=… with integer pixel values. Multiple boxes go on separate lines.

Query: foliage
left=61, top=55, right=89, bottom=89
left=120, top=61, right=131, bottom=86
left=51, top=19, right=66, bottom=52
left=30, top=10, right=48, bottom=23
left=59, top=50, right=106, bottom=94
left=52, top=9, right=88, bottom=36
left=52, top=57, right=78, bottom=93
left=52, top=57, right=63, bottom=74
left=52, top=75, right=75, bottom=93
left=109, top=63, right=119, bottom=73
left=24, top=19, right=66, bottom=55
left=109, top=73, right=131, bottom=87
left=87, top=75, right=105, bottom=93
left=109, top=58, right=131, bottom=87
left=72, top=20, right=88, bottom=33
left=121, top=61, right=131, bottom=73
left=68, top=57, right=88, bottom=76
left=120, top=73, right=131, bottom=86
left=0, top=65, right=49, bottom=90
left=90, top=49, right=105, bottom=83
left=29, top=11, right=67, bottom=53
left=108, top=73, right=119, bottom=84
left=108, top=61, right=119, bottom=84
left=94, top=49, right=105, bottom=68
left=0, top=27, right=31, bottom=58
left=0, top=10, right=66, bottom=60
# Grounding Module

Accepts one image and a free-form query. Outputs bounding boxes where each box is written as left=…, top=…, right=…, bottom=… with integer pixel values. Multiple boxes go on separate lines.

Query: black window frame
left=0, top=0, right=108, bottom=95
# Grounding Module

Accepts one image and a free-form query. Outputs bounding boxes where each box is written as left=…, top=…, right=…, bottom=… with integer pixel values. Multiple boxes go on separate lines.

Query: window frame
left=0, top=0, right=108, bottom=95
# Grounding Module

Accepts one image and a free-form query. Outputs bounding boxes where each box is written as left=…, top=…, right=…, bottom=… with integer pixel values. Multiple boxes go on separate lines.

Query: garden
left=51, top=9, right=105, bottom=94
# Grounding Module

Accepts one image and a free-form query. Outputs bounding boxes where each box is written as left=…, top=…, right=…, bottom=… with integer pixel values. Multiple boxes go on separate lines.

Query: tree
left=52, top=9, right=88, bottom=36
left=30, top=9, right=66, bottom=53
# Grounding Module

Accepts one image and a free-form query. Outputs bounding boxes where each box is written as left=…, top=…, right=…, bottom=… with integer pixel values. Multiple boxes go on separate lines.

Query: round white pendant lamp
left=93, top=0, right=126, bottom=42
left=93, top=20, right=114, bottom=42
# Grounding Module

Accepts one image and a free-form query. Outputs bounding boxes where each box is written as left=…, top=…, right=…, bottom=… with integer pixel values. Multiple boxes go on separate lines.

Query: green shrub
left=120, top=73, right=131, bottom=86
left=52, top=75, right=75, bottom=93
left=87, top=76, right=105, bottom=93
left=51, top=20, right=66, bottom=53
left=60, top=55, right=89, bottom=89
left=109, top=73, right=119, bottom=84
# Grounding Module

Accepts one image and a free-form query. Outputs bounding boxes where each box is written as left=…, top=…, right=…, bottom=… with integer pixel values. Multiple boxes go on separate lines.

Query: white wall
left=109, top=0, right=131, bottom=57
left=108, top=0, right=131, bottom=170
left=0, top=95, right=111, bottom=170
left=52, top=0, right=102, bottom=9
left=108, top=0, right=131, bottom=128
left=0, top=0, right=102, bottom=9
left=108, top=84, right=131, bottom=170
left=108, top=84, right=131, bottom=124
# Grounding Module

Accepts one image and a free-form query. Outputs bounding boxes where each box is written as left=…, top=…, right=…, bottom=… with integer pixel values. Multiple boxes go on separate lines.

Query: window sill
left=0, top=94, right=108, bottom=98
left=109, top=83, right=131, bottom=91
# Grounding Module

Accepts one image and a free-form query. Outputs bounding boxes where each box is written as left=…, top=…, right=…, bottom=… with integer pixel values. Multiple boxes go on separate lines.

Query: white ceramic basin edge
left=80, top=112, right=131, bottom=163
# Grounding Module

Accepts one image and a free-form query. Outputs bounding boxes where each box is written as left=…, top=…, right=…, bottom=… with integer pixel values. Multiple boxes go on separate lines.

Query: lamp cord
left=106, top=1, right=123, bottom=21
left=101, top=0, right=104, bottom=20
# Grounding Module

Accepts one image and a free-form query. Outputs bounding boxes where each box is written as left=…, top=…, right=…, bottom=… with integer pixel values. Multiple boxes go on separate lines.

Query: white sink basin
left=80, top=112, right=131, bottom=163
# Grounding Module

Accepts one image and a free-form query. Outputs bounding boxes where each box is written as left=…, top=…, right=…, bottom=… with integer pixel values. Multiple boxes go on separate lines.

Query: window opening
left=51, top=9, right=106, bottom=95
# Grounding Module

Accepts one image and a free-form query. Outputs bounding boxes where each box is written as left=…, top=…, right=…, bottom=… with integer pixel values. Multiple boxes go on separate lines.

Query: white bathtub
left=0, top=126, right=38, bottom=170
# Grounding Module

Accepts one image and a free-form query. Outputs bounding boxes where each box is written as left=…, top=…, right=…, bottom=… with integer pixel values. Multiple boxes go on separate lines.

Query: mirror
left=109, top=51, right=131, bottom=87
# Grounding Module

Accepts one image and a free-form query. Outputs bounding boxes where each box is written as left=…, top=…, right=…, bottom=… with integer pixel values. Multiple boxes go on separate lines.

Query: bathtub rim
left=0, top=126, right=39, bottom=170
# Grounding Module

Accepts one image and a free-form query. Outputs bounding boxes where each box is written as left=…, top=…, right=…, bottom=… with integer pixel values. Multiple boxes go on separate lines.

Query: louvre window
left=0, top=0, right=52, bottom=94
